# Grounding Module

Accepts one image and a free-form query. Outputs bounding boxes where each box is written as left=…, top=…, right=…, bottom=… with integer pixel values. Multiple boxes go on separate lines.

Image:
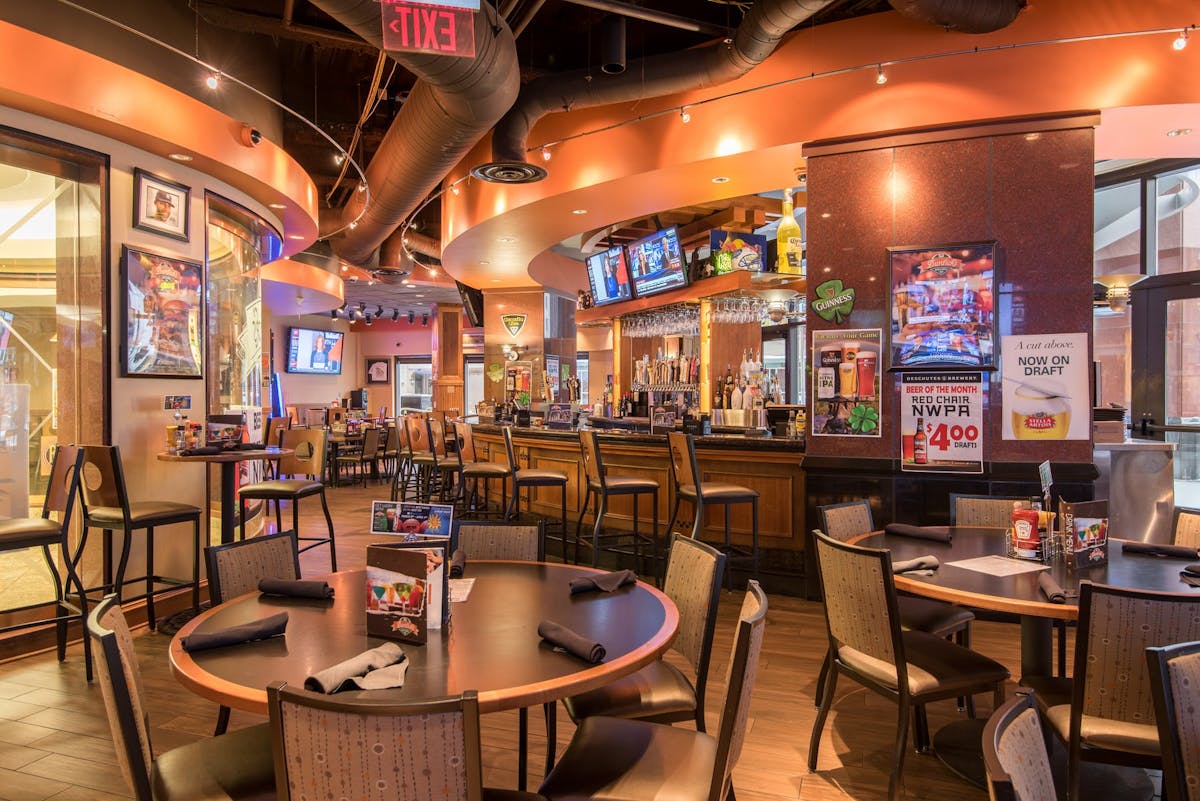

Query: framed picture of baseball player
left=133, top=168, right=190, bottom=242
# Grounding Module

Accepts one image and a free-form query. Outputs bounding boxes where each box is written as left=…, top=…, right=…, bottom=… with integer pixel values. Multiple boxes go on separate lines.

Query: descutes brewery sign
left=381, top=0, right=477, bottom=58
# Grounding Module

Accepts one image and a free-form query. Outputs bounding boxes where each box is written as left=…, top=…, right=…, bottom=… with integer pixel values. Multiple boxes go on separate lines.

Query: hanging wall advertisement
left=899, top=372, right=984, bottom=473
left=811, top=329, right=882, bottom=437
left=1001, top=333, right=1090, bottom=440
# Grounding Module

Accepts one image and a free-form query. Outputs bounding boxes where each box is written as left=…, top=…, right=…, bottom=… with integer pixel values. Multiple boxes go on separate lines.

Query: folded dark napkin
left=449, top=549, right=467, bottom=578
left=1185, top=563, right=1200, bottom=577
left=892, top=555, right=939, bottom=574
left=304, top=642, right=408, bottom=694
left=538, top=620, right=606, bottom=663
left=258, top=577, right=334, bottom=599
left=180, top=611, right=288, bottom=652
left=1038, top=573, right=1068, bottom=604
left=884, top=523, right=954, bottom=543
left=179, top=446, right=221, bottom=457
left=235, top=442, right=266, bottom=451
left=569, top=569, right=637, bottom=595
left=1121, top=541, right=1200, bottom=559
left=1182, top=574, right=1200, bottom=588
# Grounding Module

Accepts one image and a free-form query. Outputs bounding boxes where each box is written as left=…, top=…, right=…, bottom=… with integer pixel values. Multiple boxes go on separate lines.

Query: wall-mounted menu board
left=888, top=242, right=996, bottom=370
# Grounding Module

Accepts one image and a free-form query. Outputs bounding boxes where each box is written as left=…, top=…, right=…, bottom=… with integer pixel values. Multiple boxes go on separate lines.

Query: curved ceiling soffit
left=441, top=2, right=1200, bottom=290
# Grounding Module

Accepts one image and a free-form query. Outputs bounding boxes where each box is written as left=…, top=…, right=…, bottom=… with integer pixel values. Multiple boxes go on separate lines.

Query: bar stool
left=391, top=414, right=420, bottom=502
left=664, top=431, right=759, bottom=585
left=503, top=427, right=568, bottom=552
left=576, top=429, right=659, bottom=578
left=453, top=422, right=509, bottom=518
left=77, top=444, right=202, bottom=630
left=404, top=414, right=439, bottom=501
left=427, top=415, right=461, bottom=502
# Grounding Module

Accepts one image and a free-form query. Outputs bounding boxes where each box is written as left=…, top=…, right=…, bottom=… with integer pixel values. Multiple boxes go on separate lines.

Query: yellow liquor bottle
left=776, top=188, right=804, bottom=276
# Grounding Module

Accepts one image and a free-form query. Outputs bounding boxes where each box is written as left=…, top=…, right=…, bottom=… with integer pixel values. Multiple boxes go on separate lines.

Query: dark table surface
left=169, top=562, right=678, bottom=714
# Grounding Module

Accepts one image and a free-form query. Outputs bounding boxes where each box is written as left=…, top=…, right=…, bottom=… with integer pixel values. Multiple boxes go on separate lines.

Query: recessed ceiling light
left=491, top=278, right=502, bottom=283
left=820, top=212, right=831, bottom=219
left=168, top=153, right=193, bottom=162
left=268, top=202, right=286, bottom=209
left=498, top=236, right=516, bottom=244
left=1167, top=128, right=1193, bottom=137
left=1024, top=133, right=1041, bottom=142
left=415, top=294, right=425, bottom=298
left=287, top=234, right=304, bottom=240
left=711, top=176, right=730, bottom=184
left=571, top=209, right=588, bottom=215
left=480, top=260, right=491, bottom=265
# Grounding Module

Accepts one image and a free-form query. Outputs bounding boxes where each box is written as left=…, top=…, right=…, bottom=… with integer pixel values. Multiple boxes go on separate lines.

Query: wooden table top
left=851, top=527, right=1199, bottom=621
left=157, top=447, right=291, bottom=464
left=169, top=562, right=679, bottom=715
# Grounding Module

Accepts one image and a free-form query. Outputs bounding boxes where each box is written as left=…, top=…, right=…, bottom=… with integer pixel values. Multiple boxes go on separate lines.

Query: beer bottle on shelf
left=776, top=188, right=804, bottom=276
left=913, top=418, right=928, bottom=465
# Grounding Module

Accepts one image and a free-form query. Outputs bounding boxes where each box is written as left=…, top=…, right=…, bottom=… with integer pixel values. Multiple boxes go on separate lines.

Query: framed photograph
left=888, top=242, right=997, bottom=371
left=120, top=246, right=204, bottom=378
left=133, top=168, right=190, bottom=241
left=366, top=357, right=391, bottom=384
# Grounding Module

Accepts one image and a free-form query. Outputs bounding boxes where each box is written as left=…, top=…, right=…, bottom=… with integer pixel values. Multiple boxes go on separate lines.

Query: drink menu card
left=370, top=501, right=454, bottom=539
left=366, top=539, right=449, bottom=644
left=1060, top=499, right=1109, bottom=569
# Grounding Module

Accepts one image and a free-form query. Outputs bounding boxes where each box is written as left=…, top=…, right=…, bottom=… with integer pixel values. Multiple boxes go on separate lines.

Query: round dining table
left=157, top=447, right=291, bottom=545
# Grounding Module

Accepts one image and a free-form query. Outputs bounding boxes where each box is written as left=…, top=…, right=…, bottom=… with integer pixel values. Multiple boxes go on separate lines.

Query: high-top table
left=157, top=447, right=290, bottom=544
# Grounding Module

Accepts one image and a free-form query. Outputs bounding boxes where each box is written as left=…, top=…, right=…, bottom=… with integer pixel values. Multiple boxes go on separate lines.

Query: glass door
left=395, top=356, right=433, bottom=411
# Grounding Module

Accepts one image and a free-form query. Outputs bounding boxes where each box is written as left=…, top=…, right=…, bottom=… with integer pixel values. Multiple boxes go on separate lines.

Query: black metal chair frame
left=575, top=429, right=659, bottom=579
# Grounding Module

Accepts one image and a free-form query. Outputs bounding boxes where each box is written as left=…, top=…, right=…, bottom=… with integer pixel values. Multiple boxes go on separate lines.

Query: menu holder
left=1060, top=499, right=1109, bottom=569
left=370, top=500, right=454, bottom=538
left=206, top=414, right=245, bottom=450
left=651, top=409, right=677, bottom=435
left=365, top=538, right=450, bottom=644
left=546, top=403, right=574, bottom=431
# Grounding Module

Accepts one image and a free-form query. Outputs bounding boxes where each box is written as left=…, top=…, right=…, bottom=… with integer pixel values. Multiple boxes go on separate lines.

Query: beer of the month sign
left=1001, top=333, right=1089, bottom=441
left=381, top=0, right=476, bottom=58
left=900, top=372, right=983, bottom=473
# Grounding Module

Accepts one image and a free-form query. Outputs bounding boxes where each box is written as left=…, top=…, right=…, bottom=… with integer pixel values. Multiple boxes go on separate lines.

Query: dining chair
left=267, top=682, right=545, bottom=801
left=379, top=423, right=399, bottom=480
left=404, top=413, right=438, bottom=500
left=0, top=445, right=92, bottom=681
left=77, top=444, right=202, bottom=630
left=575, top=429, right=659, bottom=577
left=238, top=429, right=337, bottom=571
left=390, top=414, right=420, bottom=502
left=982, top=689, right=1058, bottom=801
left=538, top=580, right=767, bottom=801
left=950, top=493, right=1036, bottom=528
left=453, top=520, right=545, bottom=562
left=89, top=594, right=276, bottom=801
left=808, top=530, right=1009, bottom=801
left=1028, top=581, right=1200, bottom=801
left=454, top=421, right=510, bottom=518
left=428, top=414, right=463, bottom=501
left=1171, top=507, right=1200, bottom=549
left=503, top=426, right=568, bottom=549
left=561, top=534, right=725, bottom=731
left=261, top=416, right=291, bottom=479
left=335, top=426, right=381, bottom=487
left=203, top=532, right=301, bottom=736
left=1146, top=639, right=1200, bottom=801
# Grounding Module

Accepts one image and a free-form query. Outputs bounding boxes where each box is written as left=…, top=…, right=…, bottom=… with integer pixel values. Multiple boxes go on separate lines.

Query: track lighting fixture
left=391, top=309, right=400, bottom=322
left=875, top=65, right=888, bottom=85
left=541, top=146, right=552, bottom=162
left=407, top=311, right=415, bottom=324
left=364, top=314, right=373, bottom=326
left=330, top=309, right=338, bottom=319
left=205, top=72, right=220, bottom=90
left=450, top=184, right=460, bottom=196
left=376, top=305, right=385, bottom=317
left=1174, top=29, right=1189, bottom=50
left=421, top=313, right=429, bottom=327
left=680, top=107, right=691, bottom=123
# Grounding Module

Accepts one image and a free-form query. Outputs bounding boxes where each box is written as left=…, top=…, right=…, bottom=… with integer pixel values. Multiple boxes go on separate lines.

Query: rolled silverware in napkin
left=1038, top=573, right=1068, bottom=604
left=179, top=446, right=221, bottom=457
left=883, top=524, right=954, bottom=543
left=304, top=642, right=408, bottom=694
left=450, top=549, right=467, bottom=578
left=538, top=620, right=606, bottom=663
left=1185, top=564, right=1200, bottom=577
left=258, top=577, right=334, bottom=599
left=1121, top=541, right=1200, bottom=559
left=892, top=555, right=939, bottom=574
left=1181, top=574, right=1200, bottom=588
left=568, top=569, right=637, bottom=595
left=180, top=611, right=288, bottom=652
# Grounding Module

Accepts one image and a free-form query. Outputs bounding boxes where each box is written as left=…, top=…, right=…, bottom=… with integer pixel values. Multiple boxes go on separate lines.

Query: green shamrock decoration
left=811, top=279, right=856, bottom=324
left=848, top=404, right=879, bottom=434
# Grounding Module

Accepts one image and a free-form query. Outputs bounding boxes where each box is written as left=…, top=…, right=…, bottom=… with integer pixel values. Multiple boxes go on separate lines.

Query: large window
left=396, top=356, right=433, bottom=411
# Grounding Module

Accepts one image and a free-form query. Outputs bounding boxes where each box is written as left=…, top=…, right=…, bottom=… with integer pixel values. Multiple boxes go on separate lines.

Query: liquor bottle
left=913, top=418, right=928, bottom=464
left=776, top=188, right=804, bottom=276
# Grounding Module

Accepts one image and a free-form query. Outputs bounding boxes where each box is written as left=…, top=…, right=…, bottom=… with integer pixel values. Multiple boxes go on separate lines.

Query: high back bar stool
left=664, top=431, right=759, bottom=584
left=77, top=444, right=202, bottom=631
left=427, top=415, right=461, bottom=502
left=390, top=414, right=419, bottom=502
left=576, top=429, right=659, bottom=577
left=503, top=426, right=568, bottom=552
left=404, top=414, right=438, bottom=501
left=453, top=422, right=509, bottom=518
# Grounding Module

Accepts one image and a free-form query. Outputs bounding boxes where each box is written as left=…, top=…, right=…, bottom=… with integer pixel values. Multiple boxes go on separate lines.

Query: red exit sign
left=382, top=1, right=476, bottom=58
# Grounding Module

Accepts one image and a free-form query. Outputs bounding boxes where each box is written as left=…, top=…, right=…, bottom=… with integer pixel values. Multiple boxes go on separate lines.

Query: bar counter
left=471, top=424, right=805, bottom=573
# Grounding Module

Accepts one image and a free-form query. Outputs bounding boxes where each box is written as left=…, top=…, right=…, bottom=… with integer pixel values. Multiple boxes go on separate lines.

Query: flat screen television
left=456, top=280, right=484, bottom=328
left=627, top=227, right=687, bottom=298
left=286, top=326, right=344, bottom=374
left=584, top=245, right=633, bottom=306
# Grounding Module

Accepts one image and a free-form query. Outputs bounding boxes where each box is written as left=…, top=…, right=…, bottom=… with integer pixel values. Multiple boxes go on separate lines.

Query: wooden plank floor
left=0, top=481, right=1152, bottom=800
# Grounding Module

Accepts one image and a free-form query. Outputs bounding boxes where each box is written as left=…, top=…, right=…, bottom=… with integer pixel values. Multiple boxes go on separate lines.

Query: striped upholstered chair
left=1171, top=507, right=1200, bottom=549
left=453, top=520, right=545, bottom=562
left=267, top=683, right=544, bottom=801
left=89, top=595, right=275, bottom=801
left=983, top=690, right=1058, bottom=801
left=1147, top=640, right=1200, bottom=801
left=950, top=493, right=1037, bottom=528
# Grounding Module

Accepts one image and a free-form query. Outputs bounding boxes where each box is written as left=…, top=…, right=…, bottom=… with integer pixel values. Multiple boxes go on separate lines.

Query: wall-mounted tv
left=456, top=280, right=484, bottom=328
left=627, top=227, right=687, bottom=298
left=287, top=326, right=344, bottom=374
left=584, top=245, right=632, bottom=306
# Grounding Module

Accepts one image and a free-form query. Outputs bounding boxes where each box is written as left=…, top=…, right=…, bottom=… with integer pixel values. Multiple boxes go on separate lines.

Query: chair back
left=1147, top=640, right=1200, bottom=801
left=265, top=415, right=291, bottom=448
left=278, top=429, right=327, bottom=477
left=429, top=416, right=448, bottom=458
left=951, top=494, right=1034, bottom=528
left=666, top=431, right=700, bottom=490
left=663, top=535, right=726, bottom=684
left=407, top=414, right=433, bottom=456
left=88, top=595, right=154, bottom=801
left=327, top=407, right=346, bottom=427
left=1073, top=582, right=1200, bottom=731
left=383, top=424, right=399, bottom=454
left=42, top=444, right=84, bottom=524
left=456, top=422, right=478, bottom=465
left=453, top=521, right=544, bottom=562
left=503, top=426, right=519, bottom=471
left=396, top=415, right=412, bottom=456
left=360, top=427, right=383, bottom=458
left=983, top=690, right=1057, bottom=801
left=205, top=532, right=300, bottom=605
left=812, top=529, right=903, bottom=672
left=268, top=681, right=484, bottom=801
left=818, top=500, right=874, bottom=542
left=579, top=429, right=605, bottom=488
left=709, top=580, right=769, bottom=801
left=1172, top=508, right=1200, bottom=549
left=285, top=405, right=298, bottom=425
left=78, top=445, right=132, bottom=516
left=303, top=408, right=325, bottom=428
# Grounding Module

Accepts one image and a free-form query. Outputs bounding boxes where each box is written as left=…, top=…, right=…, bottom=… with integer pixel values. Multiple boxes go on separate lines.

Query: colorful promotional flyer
left=899, top=372, right=984, bottom=473
left=370, top=501, right=454, bottom=539
left=1000, top=333, right=1089, bottom=440
left=811, top=329, right=882, bottom=437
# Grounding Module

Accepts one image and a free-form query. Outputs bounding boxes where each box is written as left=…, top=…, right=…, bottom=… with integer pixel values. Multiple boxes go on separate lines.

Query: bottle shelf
left=631, top=382, right=699, bottom=393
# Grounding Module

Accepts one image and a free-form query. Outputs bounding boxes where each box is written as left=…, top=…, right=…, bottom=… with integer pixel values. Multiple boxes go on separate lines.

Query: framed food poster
left=811, top=329, right=882, bottom=437
left=889, top=243, right=996, bottom=370
left=121, top=246, right=204, bottom=378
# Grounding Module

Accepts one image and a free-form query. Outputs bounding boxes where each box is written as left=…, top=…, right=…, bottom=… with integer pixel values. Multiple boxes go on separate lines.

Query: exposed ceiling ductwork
left=309, top=0, right=519, bottom=265
left=477, top=0, right=840, bottom=183
left=888, top=0, right=1025, bottom=34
